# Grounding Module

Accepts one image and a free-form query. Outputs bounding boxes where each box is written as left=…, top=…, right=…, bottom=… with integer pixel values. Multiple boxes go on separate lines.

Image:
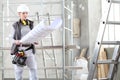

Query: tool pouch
left=12, top=50, right=27, bottom=67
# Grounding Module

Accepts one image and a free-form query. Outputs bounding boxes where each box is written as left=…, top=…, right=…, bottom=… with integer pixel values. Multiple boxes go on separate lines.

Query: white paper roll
left=20, top=18, right=62, bottom=43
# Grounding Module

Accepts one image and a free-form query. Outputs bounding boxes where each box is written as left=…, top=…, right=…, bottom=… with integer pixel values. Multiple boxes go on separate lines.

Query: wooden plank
left=102, top=49, right=109, bottom=77
left=98, top=47, right=106, bottom=78
left=97, top=47, right=109, bottom=79
left=79, top=48, right=87, bottom=58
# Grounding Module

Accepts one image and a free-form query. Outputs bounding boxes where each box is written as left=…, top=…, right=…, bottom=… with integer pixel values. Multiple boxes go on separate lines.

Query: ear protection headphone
left=21, top=20, right=29, bottom=26
left=22, top=20, right=27, bottom=25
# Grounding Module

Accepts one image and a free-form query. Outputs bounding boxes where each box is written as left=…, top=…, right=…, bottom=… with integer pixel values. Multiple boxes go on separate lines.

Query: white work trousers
left=14, top=49, right=38, bottom=80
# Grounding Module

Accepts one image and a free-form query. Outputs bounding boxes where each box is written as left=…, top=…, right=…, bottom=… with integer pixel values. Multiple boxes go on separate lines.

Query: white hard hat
left=17, top=4, right=30, bottom=12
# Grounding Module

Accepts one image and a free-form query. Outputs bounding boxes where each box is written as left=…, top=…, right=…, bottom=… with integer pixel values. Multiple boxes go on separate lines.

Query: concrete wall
left=77, top=0, right=89, bottom=50
left=76, top=0, right=101, bottom=58
left=88, top=0, right=101, bottom=58
left=0, top=1, right=3, bottom=80
left=0, top=0, right=3, bottom=49
left=71, top=0, right=89, bottom=60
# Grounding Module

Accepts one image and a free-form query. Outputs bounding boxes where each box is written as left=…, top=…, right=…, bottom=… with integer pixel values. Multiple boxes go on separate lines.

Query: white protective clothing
left=14, top=48, right=38, bottom=80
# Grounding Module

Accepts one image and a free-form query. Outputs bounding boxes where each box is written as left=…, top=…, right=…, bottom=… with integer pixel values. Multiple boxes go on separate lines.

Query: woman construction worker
left=11, top=4, right=38, bottom=80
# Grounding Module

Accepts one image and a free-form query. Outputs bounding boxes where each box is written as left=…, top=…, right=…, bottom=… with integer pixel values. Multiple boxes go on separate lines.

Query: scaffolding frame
left=0, top=0, right=80, bottom=80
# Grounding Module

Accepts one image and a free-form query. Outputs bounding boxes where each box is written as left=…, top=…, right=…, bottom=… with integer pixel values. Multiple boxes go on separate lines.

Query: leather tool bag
left=12, top=50, right=27, bottom=67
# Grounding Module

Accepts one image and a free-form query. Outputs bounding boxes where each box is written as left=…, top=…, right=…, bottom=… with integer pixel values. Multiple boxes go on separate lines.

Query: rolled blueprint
left=20, top=18, right=62, bottom=43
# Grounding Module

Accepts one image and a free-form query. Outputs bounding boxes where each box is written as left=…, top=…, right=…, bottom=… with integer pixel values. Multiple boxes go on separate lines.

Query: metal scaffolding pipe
left=0, top=66, right=82, bottom=70
left=3, top=1, right=62, bottom=5
left=0, top=14, right=61, bottom=18
left=0, top=45, right=80, bottom=50
left=61, top=0, right=66, bottom=80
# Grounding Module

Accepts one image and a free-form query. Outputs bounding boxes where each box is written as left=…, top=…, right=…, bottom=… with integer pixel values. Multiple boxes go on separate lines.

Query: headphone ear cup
left=22, top=20, right=27, bottom=25
left=22, top=20, right=28, bottom=25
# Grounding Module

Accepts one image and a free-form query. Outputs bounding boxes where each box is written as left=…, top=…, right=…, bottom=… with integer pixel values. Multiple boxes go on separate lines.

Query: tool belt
left=11, top=43, right=34, bottom=55
left=18, top=43, right=32, bottom=47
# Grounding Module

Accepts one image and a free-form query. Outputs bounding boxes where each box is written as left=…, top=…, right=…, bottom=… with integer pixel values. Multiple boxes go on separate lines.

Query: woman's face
left=18, top=12, right=28, bottom=20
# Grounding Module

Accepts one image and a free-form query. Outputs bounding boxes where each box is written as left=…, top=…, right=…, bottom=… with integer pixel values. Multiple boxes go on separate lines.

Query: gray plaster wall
left=77, top=0, right=89, bottom=49
left=0, top=1, right=3, bottom=80
left=0, top=0, right=3, bottom=49
left=77, top=0, right=101, bottom=57
left=88, top=0, right=101, bottom=58
left=72, top=0, right=89, bottom=59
